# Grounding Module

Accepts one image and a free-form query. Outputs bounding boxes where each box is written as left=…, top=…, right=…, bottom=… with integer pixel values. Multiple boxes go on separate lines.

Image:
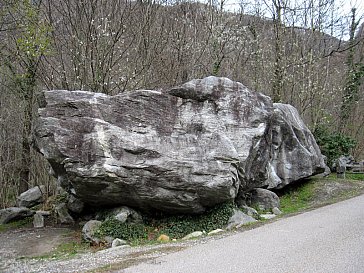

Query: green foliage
left=150, top=202, right=235, bottom=239
left=15, top=0, right=52, bottom=60
left=96, top=219, right=148, bottom=243
left=95, top=202, right=235, bottom=244
left=345, top=173, right=364, bottom=181
left=279, top=180, right=315, bottom=214
left=314, top=126, right=356, bottom=167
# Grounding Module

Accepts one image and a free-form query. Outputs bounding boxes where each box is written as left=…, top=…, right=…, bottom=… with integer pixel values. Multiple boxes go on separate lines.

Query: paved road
left=124, top=195, right=364, bottom=273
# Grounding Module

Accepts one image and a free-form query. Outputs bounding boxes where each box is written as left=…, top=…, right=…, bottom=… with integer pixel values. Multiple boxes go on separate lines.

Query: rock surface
left=16, top=185, right=45, bottom=208
left=182, top=231, right=205, bottom=240
left=33, top=212, right=45, bottom=228
left=55, top=203, right=74, bottom=224
left=248, top=188, right=280, bottom=211
left=67, top=195, right=84, bottom=214
left=0, top=207, right=34, bottom=224
left=35, top=76, right=326, bottom=214
left=111, top=206, right=142, bottom=224
left=82, top=220, right=102, bottom=244
left=111, top=238, right=128, bottom=248
left=226, top=209, right=257, bottom=230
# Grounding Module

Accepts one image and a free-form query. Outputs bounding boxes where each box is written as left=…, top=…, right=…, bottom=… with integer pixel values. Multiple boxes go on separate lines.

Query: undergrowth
left=95, top=202, right=235, bottom=244
left=279, top=180, right=316, bottom=214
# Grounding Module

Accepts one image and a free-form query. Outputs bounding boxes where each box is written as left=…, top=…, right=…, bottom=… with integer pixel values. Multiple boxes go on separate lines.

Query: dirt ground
left=0, top=227, right=74, bottom=272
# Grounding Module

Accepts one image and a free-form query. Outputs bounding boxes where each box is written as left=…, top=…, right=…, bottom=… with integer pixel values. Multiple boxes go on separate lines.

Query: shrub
left=95, top=202, right=235, bottom=243
left=314, top=126, right=356, bottom=168
left=147, top=202, right=235, bottom=239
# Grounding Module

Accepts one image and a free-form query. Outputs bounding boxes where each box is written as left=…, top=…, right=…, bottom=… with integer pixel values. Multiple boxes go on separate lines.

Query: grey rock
left=35, top=76, right=326, bottom=214
left=67, top=195, right=84, bottom=214
left=272, top=207, right=282, bottom=215
left=35, top=210, right=52, bottom=216
left=207, top=229, right=224, bottom=236
left=112, top=238, right=128, bottom=248
left=55, top=203, right=74, bottom=224
left=240, top=205, right=259, bottom=218
left=226, top=209, right=257, bottom=230
left=0, top=207, right=34, bottom=224
left=16, top=185, right=45, bottom=208
left=33, top=212, right=45, bottom=228
left=261, top=104, right=326, bottom=189
left=249, top=188, right=280, bottom=211
left=82, top=220, right=102, bottom=244
left=260, top=214, right=277, bottom=220
left=111, top=206, right=142, bottom=224
left=104, top=236, right=115, bottom=245
left=182, top=231, right=205, bottom=240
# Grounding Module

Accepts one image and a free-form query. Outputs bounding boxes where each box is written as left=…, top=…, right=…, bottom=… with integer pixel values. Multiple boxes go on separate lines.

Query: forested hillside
left=0, top=0, right=363, bottom=207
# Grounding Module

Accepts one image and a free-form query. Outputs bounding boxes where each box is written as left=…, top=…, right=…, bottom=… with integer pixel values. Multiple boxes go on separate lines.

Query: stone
left=33, top=212, right=45, bottom=228
left=35, top=76, right=326, bottom=214
left=262, top=103, right=326, bottom=189
left=82, top=220, right=102, bottom=244
left=226, top=209, right=257, bottom=230
left=55, top=203, right=74, bottom=224
left=207, top=229, right=224, bottom=236
left=112, top=238, right=128, bottom=248
left=182, top=231, right=205, bottom=240
left=240, top=205, right=259, bottom=218
left=111, top=206, right=142, bottom=224
left=157, top=234, right=170, bottom=242
left=104, top=236, right=115, bottom=245
left=0, top=207, right=34, bottom=224
left=35, top=210, right=52, bottom=216
left=260, top=214, right=277, bottom=220
left=248, top=188, right=280, bottom=211
left=16, top=185, right=45, bottom=208
left=67, top=195, right=84, bottom=214
left=272, top=207, right=282, bottom=215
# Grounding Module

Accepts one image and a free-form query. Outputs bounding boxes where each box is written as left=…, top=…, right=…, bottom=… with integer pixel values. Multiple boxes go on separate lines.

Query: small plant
left=313, top=126, right=356, bottom=167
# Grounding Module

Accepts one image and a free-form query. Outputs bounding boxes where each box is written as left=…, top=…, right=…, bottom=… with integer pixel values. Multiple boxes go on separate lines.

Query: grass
left=345, top=172, right=364, bottom=181
left=279, top=180, right=316, bottom=214
left=279, top=173, right=364, bottom=215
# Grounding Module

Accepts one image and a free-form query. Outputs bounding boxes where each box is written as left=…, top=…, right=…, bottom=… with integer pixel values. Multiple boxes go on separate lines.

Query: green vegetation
left=95, top=220, right=148, bottom=245
left=151, top=202, right=234, bottom=239
left=279, top=180, right=316, bottom=214
left=345, top=173, right=364, bottom=181
left=279, top=174, right=364, bottom=215
left=314, top=126, right=356, bottom=167
left=96, top=202, right=235, bottom=245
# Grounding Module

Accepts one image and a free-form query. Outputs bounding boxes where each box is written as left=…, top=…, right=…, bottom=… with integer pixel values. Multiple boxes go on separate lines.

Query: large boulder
left=35, top=76, right=326, bottom=214
left=0, top=207, right=34, bottom=224
left=16, top=185, right=46, bottom=208
left=248, top=188, right=280, bottom=211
